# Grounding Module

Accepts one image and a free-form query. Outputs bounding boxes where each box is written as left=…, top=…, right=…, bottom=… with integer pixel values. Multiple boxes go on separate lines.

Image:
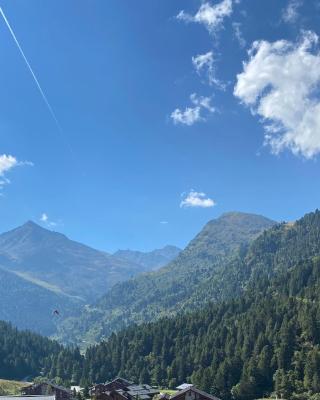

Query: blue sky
left=0, top=0, right=320, bottom=252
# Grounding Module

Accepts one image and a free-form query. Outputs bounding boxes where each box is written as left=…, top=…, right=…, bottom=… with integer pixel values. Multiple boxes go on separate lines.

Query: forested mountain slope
left=58, top=212, right=275, bottom=345
left=182, top=211, right=320, bottom=310
left=0, top=320, right=82, bottom=384
left=82, top=210, right=320, bottom=400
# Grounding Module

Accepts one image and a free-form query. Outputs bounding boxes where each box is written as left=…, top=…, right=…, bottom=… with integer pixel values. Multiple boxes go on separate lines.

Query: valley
left=2, top=209, right=320, bottom=400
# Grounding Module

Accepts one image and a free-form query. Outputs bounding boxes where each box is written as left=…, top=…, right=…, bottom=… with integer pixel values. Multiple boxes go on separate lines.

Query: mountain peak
left=213, top=211, right=276, bottom=227
left=0, top=220, right=149, bottom=310
left=16, top=220, right=62, bottom=237
left=184, top=211, right=277, bottom=260
left=0, top=220, right=67, bottom=250
left=23, top=220, right=43, bottom=229
left=219, top=211, right=272, bottom=220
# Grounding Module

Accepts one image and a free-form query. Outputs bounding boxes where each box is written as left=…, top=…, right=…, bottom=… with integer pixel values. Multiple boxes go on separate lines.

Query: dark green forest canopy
left=0, top=321, right=82, bottom=384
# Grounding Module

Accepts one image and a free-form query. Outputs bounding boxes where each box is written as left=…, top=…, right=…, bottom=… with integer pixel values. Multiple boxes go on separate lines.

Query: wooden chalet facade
left=21, top=382, right=72, bottom=400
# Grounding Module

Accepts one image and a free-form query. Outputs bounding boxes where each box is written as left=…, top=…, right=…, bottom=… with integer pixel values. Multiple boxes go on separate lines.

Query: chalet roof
left=170, top=387, right=220, bottom=400
left=91, top=377, right=159, bottom=400
left=22, top=381, right=71, bottom=394
left=107, top=378, right=133, bottom=387
left=176, top=385, right=194, bottom=391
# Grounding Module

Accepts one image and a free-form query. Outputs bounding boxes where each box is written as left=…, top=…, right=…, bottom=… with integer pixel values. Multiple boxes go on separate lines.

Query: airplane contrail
left=0, top=6, right=62, bottom=132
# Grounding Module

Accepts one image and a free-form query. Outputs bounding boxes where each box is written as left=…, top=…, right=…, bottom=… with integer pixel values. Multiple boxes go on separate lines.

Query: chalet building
left=169, top=387, right=220, bottom=400
left=90, top=384, right=111, bottom=398
left=90, top=378, right=159, bottom=400
left=21, top=382, right=72, bottom=400
left=90, top=378, right=133, bottom=398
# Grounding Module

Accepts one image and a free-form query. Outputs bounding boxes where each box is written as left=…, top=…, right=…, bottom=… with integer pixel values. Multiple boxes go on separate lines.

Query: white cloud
left=234, top=31, right=320, bottom=158
left=193, top=52, right=213, bottom=77
left=0, top=154, right=32, bottom=189
left=40, top=213, right=58, bottom=228
left=232, top=22, right=246, bottom=48
left=40, top=213, right=48, bottom=222
left=171, top=93, right=215, bottom=126
left=282, top=0, right=302, bottom=23
left=173, top=1, right=234, bottom=126
left=177, top=0, right=233, bottom=35
left=171, top=106, right=201, bottom=126
left=191, top=93, right=215, bottom=111
left=192, top=51, right=225, bottom=88
left=180, top=190, right=216, bottom=208
left=0, top=154, right=18, bottom=176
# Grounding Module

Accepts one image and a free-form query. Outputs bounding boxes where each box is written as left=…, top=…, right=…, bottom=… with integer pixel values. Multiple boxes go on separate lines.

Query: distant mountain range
left=0, top=221, right=179, bottom=335
left=113, top=245, right=181, bottom=271
left=57, top=212, right=276, bottom=345
left=0, top=212, right=277, bottom=341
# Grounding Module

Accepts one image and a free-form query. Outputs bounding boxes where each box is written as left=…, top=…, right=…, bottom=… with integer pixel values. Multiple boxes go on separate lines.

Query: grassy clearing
left=11, top=270, right=84, bottom=301
left=0, top=379, right=29, bottom=395
left=158, top=389, right=178, bottom=395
